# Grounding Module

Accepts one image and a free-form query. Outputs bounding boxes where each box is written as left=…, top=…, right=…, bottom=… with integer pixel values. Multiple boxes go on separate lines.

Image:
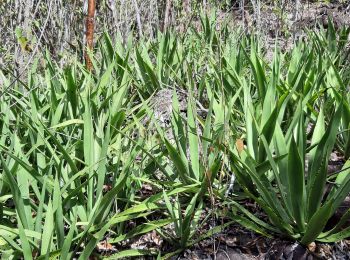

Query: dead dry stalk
left=85, top=0, right=95, bottom=72
left=162, top=0, right=171, bottom=32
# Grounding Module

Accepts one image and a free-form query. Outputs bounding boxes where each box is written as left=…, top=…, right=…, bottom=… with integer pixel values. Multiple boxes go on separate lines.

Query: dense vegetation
left=1, top=7, right=350, bottom=259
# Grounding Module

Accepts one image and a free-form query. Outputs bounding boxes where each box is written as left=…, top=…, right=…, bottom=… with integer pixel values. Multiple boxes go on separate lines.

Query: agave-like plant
left=3, top=11, right=350, bottom=259
left=318, top=25, right=350, bottom=159
left=225, top=59, right=350, bottom=244
left=0, top=35, right=196, bottom=259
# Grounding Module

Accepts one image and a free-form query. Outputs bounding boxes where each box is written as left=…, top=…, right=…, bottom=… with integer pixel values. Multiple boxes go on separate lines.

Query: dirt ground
left=245, top=1, right=350, bottom=60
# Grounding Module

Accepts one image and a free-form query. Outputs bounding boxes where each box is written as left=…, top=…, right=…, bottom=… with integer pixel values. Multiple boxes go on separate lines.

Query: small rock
left=307, top=242, right=316, bottom=253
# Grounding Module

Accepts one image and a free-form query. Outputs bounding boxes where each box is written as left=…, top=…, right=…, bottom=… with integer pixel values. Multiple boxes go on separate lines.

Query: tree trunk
left=85, top=0, right=95, bottom=72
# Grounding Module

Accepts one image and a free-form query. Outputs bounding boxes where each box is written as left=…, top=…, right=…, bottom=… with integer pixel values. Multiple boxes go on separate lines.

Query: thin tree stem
left=85, top=0, right=95, bottom=72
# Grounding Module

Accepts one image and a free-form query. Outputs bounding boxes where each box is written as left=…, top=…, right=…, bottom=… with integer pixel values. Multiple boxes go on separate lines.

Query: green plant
left=159, top=191, right=203, bottom=248
left=2, top=13, right=350, bottom=259
left=226, top=75, right=350, bottom=245
left=314, top=23, right=350, bottom=158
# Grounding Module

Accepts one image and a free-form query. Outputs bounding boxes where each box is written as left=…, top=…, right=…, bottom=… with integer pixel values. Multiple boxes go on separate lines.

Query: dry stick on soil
left=85, top=0, right=95, bottom=72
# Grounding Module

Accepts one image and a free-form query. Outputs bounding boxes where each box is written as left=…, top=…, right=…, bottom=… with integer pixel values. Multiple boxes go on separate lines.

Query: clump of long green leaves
left=0, top=22, right=234, bottom=258
left=1, top=15, right=350, bottom=259
left=225, top=36, right=350, bottom=244
left=320, top=25, right=350, bottom=159
left=229, top=102, right=350, bottom=245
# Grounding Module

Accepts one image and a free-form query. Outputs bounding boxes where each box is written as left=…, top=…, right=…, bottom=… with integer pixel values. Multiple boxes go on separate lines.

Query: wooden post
left=85, top=0, right=95, bottom=71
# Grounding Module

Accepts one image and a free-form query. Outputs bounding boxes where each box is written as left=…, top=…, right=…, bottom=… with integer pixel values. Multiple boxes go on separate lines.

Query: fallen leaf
left=236, top=139, right=245, bottom=154
left=96, top=241, right=116, bottom=252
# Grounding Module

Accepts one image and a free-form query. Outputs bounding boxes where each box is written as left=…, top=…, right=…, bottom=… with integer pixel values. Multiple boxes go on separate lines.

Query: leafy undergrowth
left=1, top=16, right=350, bottom=259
